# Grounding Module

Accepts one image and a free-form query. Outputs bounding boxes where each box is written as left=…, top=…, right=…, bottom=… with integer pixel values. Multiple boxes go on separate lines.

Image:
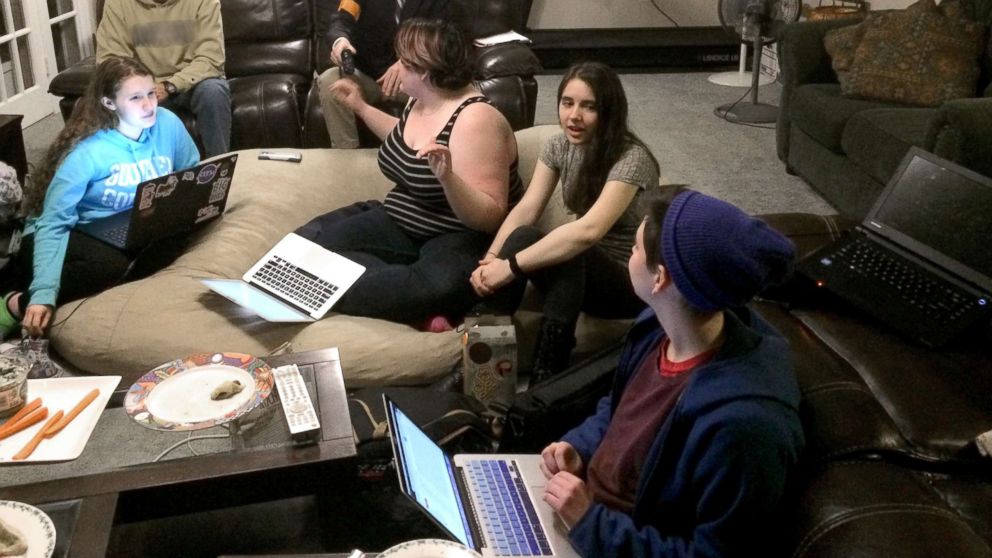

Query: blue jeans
left=487, top=225, right=645, bottom=324
left=164, top=77, right=231, bottom=157
left=295, top=202, right=490, bottom=324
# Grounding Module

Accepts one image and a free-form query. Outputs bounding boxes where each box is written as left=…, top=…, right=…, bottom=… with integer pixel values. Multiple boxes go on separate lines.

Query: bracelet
left=508, top=254, right=526, bottom=278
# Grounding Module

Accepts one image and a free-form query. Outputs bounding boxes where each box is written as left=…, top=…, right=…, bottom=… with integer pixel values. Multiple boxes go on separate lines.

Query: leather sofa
left=775, top=3, right=992, bottom=219
left=48, top=0, right=541, bottom=153
left=760, top=293, right=992, bottom=556
left=747, top=214, right=992, bottom=557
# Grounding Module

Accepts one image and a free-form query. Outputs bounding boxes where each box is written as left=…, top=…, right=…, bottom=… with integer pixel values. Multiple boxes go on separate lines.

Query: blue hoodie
left=25, top=107, right=199, bottom=306
left=561, top=306, right=804, bottom=557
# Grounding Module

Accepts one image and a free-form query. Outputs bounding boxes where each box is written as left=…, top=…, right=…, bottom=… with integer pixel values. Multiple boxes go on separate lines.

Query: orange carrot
left=45, top=389, right=99, bottom=437
left=13, top=410, right=63, bottom=460
left=0, top=406, right=48, bottom=442
left=0, top=397, right=42, bottom=435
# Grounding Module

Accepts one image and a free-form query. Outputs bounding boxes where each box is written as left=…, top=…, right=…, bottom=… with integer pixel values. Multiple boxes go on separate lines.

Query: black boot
left=530, top=317, right=576, bottom=385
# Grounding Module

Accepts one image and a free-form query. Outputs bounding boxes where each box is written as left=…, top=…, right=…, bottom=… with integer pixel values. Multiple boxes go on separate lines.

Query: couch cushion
left=51, top=126, right=630, bottom=387
left=840, top=107, right=936, bottom=183
left=788, top=304, right=992, bottom=465
left=790, top=84, right=894, bottom=153
left=844, top=0, right=986, bottom=107
left=230, top=74, right=309, bottom=150
left=788, top=462, right=992, bottom=558
left=823, top=12, right=876, bottom=87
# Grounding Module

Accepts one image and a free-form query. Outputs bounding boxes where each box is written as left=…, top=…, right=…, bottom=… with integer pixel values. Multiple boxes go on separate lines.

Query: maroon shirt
left=585, top=338, right=716, bottom=513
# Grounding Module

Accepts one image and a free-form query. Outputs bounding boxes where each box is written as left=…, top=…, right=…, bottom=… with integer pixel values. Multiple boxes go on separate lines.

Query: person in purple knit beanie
left=539, top=187, right=805, bottom=557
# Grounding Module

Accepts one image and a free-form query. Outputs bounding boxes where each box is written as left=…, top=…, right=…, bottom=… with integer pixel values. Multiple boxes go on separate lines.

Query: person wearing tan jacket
left=97, top=0, right=231, bottom=157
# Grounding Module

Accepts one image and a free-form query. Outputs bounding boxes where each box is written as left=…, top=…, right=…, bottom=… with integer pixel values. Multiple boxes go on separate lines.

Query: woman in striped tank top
left=294, top=18, right=523, bottom=328
left=471, top=62, right=661, bottom=383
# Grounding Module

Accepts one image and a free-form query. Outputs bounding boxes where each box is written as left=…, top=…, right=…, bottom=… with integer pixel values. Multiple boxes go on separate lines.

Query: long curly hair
left=558, top=62, right=660, bottom=215
left=24, top=56, right=153, bottom=217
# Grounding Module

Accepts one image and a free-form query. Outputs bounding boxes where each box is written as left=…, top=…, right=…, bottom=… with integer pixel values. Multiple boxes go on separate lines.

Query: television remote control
left=341, top=49, right=356, bottom=75
left=273, top=364, right=320, bottom=443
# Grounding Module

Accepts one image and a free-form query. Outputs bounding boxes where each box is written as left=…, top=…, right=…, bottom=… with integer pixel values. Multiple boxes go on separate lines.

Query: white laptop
left=384, top=395, right=580, bottom=558
left=200, top=233, right=365, bottom=322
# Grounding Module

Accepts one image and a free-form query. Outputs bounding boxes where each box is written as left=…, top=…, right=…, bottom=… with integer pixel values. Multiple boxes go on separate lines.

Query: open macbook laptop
left=797, top=147, right=992, bottom=347
left=200, top=232, right=365, bottom=322
left=77, top=154, right=238, bottom=251
left=384, top=395, right=580, bottom=558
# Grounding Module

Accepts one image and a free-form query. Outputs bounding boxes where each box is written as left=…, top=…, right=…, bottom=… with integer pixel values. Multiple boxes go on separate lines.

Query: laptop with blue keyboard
left=384, top=396, right=579, bottom=558
left=797, top=147, right=992, bottom=347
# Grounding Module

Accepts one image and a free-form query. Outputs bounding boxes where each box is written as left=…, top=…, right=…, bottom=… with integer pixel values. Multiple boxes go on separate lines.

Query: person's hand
left=478, top=251, right=497, bottom=266
left=154, top=83, right=169, bottom=102
left=539, top=441, right=583, bottom=478
left=331, top=38, right=356, bottom=67
left=21, top=304, right=53, bottom=338
left=329, top=79, right=366, bottom=113
left=470, top=258, right=515, bottom=297
left=543, top=472, right=593, bottom=528
left=377, top=60, right=404, bottom=98
left=416, top=141, right=452, bottom=180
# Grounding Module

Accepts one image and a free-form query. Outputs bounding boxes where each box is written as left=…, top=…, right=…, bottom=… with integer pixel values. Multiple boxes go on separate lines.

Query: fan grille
left=719, top=0, right=802, bottom=45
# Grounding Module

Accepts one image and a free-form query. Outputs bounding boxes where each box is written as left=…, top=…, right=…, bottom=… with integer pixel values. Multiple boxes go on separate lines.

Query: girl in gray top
left=471, top=62, right=660, bottom=383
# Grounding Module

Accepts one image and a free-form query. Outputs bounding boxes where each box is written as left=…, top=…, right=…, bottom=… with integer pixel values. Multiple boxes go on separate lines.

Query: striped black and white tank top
left=379, top=96, right=524, bottom=239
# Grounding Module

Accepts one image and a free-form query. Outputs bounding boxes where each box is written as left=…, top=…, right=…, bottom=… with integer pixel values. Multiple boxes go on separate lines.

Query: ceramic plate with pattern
left=0, top=500, right=55, bottom=558
left=124, top=352, right=273, bottom=431
left=378, top=539, right=481, bottom=558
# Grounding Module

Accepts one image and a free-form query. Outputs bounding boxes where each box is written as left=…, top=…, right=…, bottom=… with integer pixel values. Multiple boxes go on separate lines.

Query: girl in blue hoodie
left=0, top=56, right=199, bottom=338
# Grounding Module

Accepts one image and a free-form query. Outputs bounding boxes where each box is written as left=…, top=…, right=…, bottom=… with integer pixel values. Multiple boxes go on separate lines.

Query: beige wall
left=865, top=0, right=916, bottom=9
left=526, top=0, right=917, bottom=30
left=527, top=0, right=718, bottom=29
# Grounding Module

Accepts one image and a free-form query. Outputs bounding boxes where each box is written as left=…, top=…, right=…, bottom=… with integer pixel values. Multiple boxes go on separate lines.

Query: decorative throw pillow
left=824, top=13, right=881, bottom=86
left=843, top=0, right=986, bottom=106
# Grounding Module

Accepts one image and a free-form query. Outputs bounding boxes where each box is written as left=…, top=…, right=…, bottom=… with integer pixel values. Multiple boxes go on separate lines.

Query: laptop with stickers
left=77, top=154, right=238, bottom=251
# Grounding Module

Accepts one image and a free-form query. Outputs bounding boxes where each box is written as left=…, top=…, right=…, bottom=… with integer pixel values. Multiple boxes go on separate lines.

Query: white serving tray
left=0, top=376, right=121, bottom=463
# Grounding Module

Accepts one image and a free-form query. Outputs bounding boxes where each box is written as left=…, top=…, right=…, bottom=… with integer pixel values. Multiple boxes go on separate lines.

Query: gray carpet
left=23, top=72, right=834, bottom=217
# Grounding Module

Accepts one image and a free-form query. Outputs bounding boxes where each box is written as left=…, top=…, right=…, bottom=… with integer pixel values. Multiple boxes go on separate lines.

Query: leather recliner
left=48, top=0, right=542, bottom=153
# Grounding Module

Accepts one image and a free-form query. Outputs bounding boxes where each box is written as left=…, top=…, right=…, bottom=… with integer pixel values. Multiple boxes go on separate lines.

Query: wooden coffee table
left=0, top=349, right=356, bottom=557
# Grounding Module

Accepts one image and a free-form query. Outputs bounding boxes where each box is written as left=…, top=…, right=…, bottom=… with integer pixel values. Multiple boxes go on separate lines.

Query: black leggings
left=3, top=229, right=187, bottom=315
left=295, top=201, right=491, bottom=324
left=487, top=225, right=645, bottom=324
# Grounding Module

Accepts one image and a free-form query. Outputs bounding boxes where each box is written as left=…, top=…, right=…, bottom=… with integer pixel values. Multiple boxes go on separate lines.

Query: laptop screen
left=866, top=148, right=992, bottom=292
left=385, top=397, right=476, bottom=549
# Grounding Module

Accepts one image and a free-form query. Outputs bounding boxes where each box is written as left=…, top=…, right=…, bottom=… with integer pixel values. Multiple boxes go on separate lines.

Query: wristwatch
left=163, top=81, right=178, bottom=96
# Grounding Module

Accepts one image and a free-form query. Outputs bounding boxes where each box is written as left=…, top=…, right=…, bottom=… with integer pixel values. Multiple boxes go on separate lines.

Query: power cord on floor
left=717, top=84, right=777, bottom=130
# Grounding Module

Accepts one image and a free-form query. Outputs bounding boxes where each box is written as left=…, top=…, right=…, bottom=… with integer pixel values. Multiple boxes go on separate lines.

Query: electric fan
left=714, top=0, right=801, bottom=123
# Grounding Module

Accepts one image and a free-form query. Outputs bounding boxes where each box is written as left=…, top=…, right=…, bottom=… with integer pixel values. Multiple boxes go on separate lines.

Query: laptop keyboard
left=105, top=225, right=129, bottom=246
left=464, top=460, right=552, bottom=557
left=822, top=235, right=974, bottom=322
left=250, top=255, right=338, bottom=312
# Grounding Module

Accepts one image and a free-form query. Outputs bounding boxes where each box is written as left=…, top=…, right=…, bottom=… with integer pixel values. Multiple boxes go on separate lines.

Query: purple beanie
left=661, top=191, right=795, bottom=312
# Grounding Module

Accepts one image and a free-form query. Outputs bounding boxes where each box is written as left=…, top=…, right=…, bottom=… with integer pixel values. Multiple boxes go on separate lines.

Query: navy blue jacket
left=561, top=306, right=804, bottom=557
